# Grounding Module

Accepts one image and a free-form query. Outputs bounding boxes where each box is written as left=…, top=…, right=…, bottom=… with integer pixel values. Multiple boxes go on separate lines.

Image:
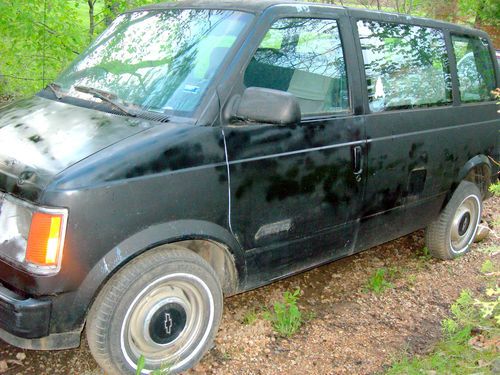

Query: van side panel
left=350, top=10, right=499, bottom=251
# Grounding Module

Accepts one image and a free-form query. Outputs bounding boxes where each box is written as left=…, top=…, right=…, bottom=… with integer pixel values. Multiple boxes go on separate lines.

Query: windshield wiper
left=47, top=83, right=64, bottom=100
left=74, top=85, right=136, bottom=117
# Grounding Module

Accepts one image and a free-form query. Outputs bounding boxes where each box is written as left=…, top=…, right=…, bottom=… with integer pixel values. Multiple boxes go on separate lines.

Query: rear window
left=452, top=35, right=496, bottom=103
left=358, top=20, right=452, bottom=112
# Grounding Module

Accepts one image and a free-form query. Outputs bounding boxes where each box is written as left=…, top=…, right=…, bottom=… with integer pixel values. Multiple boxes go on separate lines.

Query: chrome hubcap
left=450, top=195, right=480, bottom=253
left=121, top=273, right=214, bottom=373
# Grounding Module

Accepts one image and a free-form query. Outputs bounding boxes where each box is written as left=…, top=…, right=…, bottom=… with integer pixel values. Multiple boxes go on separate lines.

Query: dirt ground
left=0, top=196, right=498, bottom=375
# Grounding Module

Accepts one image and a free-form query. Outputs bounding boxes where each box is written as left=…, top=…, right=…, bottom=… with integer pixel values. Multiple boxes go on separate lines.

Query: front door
left=221, top=9, right=366, bottom=286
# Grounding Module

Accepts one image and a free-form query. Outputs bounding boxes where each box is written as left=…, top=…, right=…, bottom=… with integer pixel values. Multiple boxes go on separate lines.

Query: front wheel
left=425, top=181, right=482, bottom=259
left=86, top=247, right=223, bottom=375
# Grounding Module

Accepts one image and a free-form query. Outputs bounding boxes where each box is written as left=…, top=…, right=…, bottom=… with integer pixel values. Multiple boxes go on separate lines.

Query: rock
left=491, top=358, right=500, bottom=374
left=0, top=360, right=8, bottom=373
left=474, top=221, right=490, bottom=242
left=15, top=353, right=26, bottom=361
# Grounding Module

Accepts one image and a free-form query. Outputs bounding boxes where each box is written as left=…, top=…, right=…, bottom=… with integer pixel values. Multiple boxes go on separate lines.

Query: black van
left=0, top=1, right=498, bottom=374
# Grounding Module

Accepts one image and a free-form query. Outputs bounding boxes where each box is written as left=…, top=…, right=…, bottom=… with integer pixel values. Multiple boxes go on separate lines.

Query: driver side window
left=244, top=18, right=349, bottom=116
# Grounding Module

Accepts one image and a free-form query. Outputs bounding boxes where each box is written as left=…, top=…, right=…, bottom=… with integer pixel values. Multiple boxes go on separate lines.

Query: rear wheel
left=425, top=181, right=482, bottom=259
left=86, top=247, right=223, bottom=375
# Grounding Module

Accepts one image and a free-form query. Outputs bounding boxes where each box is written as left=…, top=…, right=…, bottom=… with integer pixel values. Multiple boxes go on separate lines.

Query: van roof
left=135, top=0, right=316, bottom=13
left=133, top=0, right=489, bottom=38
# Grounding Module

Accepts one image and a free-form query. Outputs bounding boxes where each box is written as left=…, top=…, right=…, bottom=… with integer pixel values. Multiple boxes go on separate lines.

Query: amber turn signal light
left=26, top=212, right=64, bottom=266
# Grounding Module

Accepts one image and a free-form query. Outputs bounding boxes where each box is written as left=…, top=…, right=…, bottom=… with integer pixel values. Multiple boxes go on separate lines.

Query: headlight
left=0, top=193, right=68, bottom=275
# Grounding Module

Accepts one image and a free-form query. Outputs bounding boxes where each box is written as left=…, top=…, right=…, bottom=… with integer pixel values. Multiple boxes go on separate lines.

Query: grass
left=365, top=268, right=395, bottom=294
left=406, top=274, right=417, bottom=287
left=386, top=262, right=500, bottom=375
left=416, top=246, right=432, bottom=261
left=242, top=309, right=258, bottom=325
left=491, top=218, right=500, bottom=228
left=480, top=259, right=494, bottom=274
left=264, top=288, right=303, bottom=337
left=477, top=245, right=500, bottom=255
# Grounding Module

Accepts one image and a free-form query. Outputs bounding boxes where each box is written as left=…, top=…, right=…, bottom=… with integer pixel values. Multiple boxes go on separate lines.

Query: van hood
left=0, top=96, right=155, bottom=202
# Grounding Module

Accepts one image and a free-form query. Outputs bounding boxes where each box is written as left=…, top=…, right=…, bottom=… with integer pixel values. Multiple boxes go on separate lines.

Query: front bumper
left=0, top=283, right=82, bottom=350
left=0, top=283, right=51, bottom=339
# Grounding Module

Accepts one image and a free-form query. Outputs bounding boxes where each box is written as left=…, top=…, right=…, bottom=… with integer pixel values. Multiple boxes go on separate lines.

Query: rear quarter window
left=357, top=20, right=452, bottom=112
left=452, top=35, right=496, bottom=103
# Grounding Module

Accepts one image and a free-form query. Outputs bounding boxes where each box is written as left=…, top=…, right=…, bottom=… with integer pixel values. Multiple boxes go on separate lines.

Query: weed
left=136, top=355, right=146, bottom=375
left=386, top=288, right=500, bottom=374
left=488, top=181, right=500, bottom=197
left=365, top=268, right=394, bottom=294
left=223, top=351, right=232, bottom=361
left=475, top=286, right=500, bottom=325
left=136, top=355, right=172, bottom=375
left=417, top=246, right=432, bottom=261
left=406, top=274, right=417, bottom=287
left=491, top=217, right=500, bottom=228
left=242, top=309, right=258, bottom=325
left=441, top=290, right=475, bottom=339
left=477, top=245, right=500, bottom=255
left=387, top=266, right=400, bottom=278
left=265, top=288, right=302, bottom=337
left=480, top=259, right=494, bottom=274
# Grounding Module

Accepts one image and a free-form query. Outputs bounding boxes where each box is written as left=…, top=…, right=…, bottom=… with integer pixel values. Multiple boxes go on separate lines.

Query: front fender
left=62, top=219, right=245, bottom=333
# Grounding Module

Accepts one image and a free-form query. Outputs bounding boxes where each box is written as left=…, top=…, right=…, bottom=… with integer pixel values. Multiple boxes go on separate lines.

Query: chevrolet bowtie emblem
left=164, top=313, right=173, bottom=335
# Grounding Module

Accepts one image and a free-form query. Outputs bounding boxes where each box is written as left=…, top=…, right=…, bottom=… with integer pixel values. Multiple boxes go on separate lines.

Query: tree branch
left=0, top=74, right=54, bottom=82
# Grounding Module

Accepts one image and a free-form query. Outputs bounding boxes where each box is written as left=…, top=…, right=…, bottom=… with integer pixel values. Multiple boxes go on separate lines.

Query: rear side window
left=452, top=35, right=496, bottom=103
left=358, top=20, right=452, bottom=112
left=244, top=18, right=349, bottom=116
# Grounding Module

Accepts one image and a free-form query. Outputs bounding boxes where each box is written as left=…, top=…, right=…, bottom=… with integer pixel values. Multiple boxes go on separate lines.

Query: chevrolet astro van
left=0, top=1, right=499, bottom=374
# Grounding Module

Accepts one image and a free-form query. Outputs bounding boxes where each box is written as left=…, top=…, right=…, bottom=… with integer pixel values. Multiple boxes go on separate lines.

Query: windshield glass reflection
left=55, top=9, right=253, bottom=115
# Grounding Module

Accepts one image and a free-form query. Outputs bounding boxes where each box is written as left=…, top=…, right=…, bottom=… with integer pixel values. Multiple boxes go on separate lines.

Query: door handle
left=352, top=145, right=363, bottom=176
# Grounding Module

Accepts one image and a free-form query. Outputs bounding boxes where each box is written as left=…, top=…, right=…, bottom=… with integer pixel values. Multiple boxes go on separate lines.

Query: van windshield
left=53, top=9, right=253, bottom=116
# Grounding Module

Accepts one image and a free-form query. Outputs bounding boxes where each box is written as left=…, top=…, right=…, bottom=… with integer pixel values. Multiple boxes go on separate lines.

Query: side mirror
left=234, top=87, right=301, bottom=126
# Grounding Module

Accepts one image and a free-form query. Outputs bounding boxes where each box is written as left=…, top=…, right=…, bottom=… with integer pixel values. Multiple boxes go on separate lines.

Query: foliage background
left=0, top=0, right=498, bottom=99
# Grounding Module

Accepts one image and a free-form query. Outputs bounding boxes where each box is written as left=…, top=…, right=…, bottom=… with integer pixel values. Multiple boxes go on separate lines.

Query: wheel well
left=463, top=164, right=491, bottom=198
left=443, top=163, right=491, bottom=211
left=83, top=238, right=239, bottom=331
left=172, top=239, right=239, bottom=296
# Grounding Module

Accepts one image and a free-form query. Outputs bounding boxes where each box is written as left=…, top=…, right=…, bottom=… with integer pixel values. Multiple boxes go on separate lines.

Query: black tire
left=86, top=247, right=223, bottom=375
left=425, top=181, right=482, bottom=260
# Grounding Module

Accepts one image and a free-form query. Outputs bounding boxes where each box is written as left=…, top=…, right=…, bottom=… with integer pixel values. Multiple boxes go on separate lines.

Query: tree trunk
left=474, top=0, right=485, bottom=28
left=88, top=0, right=95, bottom=39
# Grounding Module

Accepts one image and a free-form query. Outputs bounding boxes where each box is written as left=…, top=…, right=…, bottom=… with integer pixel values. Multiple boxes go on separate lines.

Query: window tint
left=358, top=20, right=452, bottom=112
left=452, top=35, right=496, bottom=103
left=244, top=18, right=349, bottom=116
